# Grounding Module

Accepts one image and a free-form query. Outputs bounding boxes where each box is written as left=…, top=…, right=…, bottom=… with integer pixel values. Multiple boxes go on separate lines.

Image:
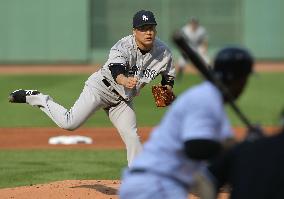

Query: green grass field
left=0, top=72, right=283, bottom=188
left=0, top=149, right=126, bottom=188
left=0, top=73, right=283, bottom=127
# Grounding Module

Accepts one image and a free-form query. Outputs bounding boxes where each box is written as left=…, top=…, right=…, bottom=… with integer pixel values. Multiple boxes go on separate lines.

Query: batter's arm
left=184, top=137, right=237, bottom=161
left=184, top=139, right=222, bottom=160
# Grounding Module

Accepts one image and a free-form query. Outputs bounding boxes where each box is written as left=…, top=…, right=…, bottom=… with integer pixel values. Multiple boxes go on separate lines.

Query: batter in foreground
left=119, top=46, right=254, bottom=199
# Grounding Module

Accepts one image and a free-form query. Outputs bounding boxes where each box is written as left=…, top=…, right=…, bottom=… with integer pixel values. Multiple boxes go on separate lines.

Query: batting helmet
left=213, top=46, right=254, bottom=82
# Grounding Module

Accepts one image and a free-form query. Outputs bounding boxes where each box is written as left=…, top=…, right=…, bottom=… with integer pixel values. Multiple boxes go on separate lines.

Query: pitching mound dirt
left=0, top=179, right=231, bottom=199
left=0, top=180, right=120, bottom=199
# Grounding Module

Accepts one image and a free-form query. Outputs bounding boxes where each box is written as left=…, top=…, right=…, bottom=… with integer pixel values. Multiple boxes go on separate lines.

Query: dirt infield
left=0, top=127, right=280, bottom=199
left=0, top=126, right=278, bottom=150
left=0, top=61, right=283, bottom=74
left=0, top=127, right=152, bottom=149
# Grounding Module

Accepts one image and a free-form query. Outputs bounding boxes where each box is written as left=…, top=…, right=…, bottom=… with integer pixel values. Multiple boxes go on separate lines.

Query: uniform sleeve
left=180, top=96, right=222, bottom=142
left=105, top=42, right=130, bottom=81
left=107, top=44, right=129, bottom=65
left=160, top=50, right=176, bottom=79
left=181, top=108, right=221, bottom=141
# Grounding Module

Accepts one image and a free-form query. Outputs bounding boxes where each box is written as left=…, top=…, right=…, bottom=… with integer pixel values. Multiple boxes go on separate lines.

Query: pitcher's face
left=133, top=25, right=157, bottom=51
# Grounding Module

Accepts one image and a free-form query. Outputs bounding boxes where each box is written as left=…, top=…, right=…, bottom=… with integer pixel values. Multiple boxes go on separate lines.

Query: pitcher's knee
left=62, top=125, right=78, bottom=131
left=60, top=121, right=82, bottom=131
left=57, top=109, right=86, bottom=131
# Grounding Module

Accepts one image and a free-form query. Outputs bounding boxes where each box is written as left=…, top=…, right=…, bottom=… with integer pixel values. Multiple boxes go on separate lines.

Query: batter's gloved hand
left=152, top=85, right=175, bottom=107
left=245, top=124, right=265, bottom=142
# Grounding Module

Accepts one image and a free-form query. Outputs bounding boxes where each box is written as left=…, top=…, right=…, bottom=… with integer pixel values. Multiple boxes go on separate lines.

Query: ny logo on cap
left=142, top=15, right=148, bottom=21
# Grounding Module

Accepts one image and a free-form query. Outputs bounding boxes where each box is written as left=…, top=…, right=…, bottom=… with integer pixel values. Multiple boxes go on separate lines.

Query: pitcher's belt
left=102, top=78, right=121, bottom=96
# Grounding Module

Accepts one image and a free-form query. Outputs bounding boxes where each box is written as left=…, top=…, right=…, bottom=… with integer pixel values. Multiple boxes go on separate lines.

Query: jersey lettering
left=130, top=65, right=157, bottom=80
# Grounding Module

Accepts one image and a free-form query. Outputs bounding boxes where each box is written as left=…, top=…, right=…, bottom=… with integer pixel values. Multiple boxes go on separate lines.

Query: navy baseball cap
left=133, top=10, right=157, bottom=28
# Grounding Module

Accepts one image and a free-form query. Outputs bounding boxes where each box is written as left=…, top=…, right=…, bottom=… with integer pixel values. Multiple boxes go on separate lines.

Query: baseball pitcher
left=8, top=10, right=176, bottom=166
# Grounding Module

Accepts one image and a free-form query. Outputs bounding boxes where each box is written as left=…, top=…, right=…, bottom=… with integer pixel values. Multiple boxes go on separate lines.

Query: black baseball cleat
left=8, top=89, right=40, bottom=103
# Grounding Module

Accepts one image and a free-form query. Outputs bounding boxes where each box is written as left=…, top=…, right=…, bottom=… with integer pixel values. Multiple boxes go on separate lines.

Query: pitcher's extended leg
left=26, top=86, right=103, bottom=130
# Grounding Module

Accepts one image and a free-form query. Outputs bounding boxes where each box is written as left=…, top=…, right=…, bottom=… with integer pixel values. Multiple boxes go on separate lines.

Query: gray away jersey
left=100, top=35, right=175, bottom=101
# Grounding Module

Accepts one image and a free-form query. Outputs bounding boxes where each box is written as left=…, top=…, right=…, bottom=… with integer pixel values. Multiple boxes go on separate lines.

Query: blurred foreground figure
left=203, top=109, right=284, bottom=199
left=119, top=46, right=254, bottom=199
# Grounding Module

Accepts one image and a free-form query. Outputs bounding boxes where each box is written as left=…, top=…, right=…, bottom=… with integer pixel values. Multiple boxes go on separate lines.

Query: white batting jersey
left=100, top=35, right=175, bottom=101
left=130, top=81, right=233, bottom=186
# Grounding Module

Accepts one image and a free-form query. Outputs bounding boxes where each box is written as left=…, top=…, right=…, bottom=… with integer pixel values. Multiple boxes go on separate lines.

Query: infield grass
left=0, top=149, right=126, bottom=188
left=0, top=73, right=283, bottom=127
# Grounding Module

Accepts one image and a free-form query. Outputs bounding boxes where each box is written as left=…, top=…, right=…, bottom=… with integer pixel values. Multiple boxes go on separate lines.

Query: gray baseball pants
left=26, top=71, right=142, bottom=166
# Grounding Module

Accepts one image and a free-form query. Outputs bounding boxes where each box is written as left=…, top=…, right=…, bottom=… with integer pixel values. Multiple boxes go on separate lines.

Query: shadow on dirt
left=71, top=184, right=117, bottom=195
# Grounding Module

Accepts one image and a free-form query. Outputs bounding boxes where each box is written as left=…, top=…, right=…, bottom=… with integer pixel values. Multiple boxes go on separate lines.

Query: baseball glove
left=152, top=85, right=175, bottom=107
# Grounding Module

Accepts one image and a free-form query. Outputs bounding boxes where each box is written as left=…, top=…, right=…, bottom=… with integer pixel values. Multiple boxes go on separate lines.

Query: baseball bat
left=172, top=31, right=255, bottom=131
